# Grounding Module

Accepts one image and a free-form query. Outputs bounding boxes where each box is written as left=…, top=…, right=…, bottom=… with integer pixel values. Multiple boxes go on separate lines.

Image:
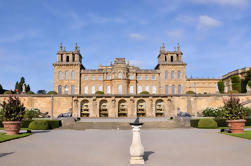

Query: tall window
left=98, top=75, right=103, bottom=80
left=130, top=86, right=134, bottom=94
left=165, top=70, right=168, bottom=80
left=91, top=75, right=95, bottom=80
left=65, top=71, right=69, bottom=80
left=118, top=72, right=122, bottom=79
left=107, top=75, right=111, bottom=80
left=138, top=86, right=142, bottom=94
left=66, top=56, right=69, bottom=62
left=165, top=85, right=169, bottom=94
left=84, top=86, right=88, bottom=94
left=171, top=71, right=175, bottom=80
left=137, top=76, right=142, bottom=80
left=152, top=86, right=156, bottom=94
left=71, top=85, right=75, bottom=94
left=152, top=75, right=156, bottom=80
left=91, top=86, right=95, bottom=94
left=118, top=84, right=122, bottom=94
left=58, top=71, right=62, bottom=80
left=84, top=75, right=88, bottom=80
left=64, top=85, right=68, bottom=94
left=129, top=75, right=134, bottom=79
left=60, top=54, right=63, bottom=61
left=178, top=85, right=182, bottom=94
left=58, top=85, right=62, bottom=94
left=171, top=56, right=173, bottom=62
left=145, top=75, right=149, bottom=80
left=145, top=86, right=149, bottom=92
left=72, top=54, right=75, bottom=62
left=178, top=71, right=181, bottom=80
left=98, top=85, right=103, bottom=91
left=71, top=71, right=75, bottom=80
left=172, top=85, right=175, bottom=94
left=107, top=85, right=111, bottom=94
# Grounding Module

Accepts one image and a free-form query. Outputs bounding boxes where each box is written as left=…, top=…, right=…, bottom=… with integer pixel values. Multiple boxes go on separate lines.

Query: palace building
left=53, top=43, right=219, bottom=96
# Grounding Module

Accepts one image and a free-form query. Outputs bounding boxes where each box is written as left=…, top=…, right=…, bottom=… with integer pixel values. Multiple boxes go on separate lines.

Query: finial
left=177, top=43, right=180, bottom=51
left=75, top=42, right=78, bottom=51
left=159, top=42, right=165, bottom=54
left=59, top=43, right=62, bottom=51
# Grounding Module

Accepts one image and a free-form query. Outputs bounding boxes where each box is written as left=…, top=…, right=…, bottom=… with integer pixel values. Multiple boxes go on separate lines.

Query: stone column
left=72, top=98, right=79, bottom=117
left=109, top=97, right=117, bottom=117
left=129, top=97, right=136, bottom=117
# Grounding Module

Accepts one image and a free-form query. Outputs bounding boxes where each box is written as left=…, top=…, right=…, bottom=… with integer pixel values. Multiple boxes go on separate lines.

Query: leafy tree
left=14, top=77, right=31, bottom=93
left=37, top=90, right=47, bottom=94
left=241, top=79, right=247, bottom=93
left=231, top=75, right=241, bottom=93
left=47, top=91, right=57, bottom=95
left=217, top=81, right=224, bottom=93
left=248, top=80, right=251, bottom=88
left=27, top=91, right=35, bottom=94
left=0, top=84, right=4, bottom=94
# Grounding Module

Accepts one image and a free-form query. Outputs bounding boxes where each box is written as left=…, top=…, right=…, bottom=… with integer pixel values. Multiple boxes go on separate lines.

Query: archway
left=80, top=100, right=89, bottom=117
left=155, top=99, right=165, bottom=117
left=99, top=100, right=108, bottom=117
left=118, top=99, right=127, bottom=117
left=137, top=99, right=146, bottom=117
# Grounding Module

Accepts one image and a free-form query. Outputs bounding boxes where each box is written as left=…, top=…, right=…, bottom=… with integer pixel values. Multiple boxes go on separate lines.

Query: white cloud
left=129, top=33, right=146, bottom=40
left=165, top=29, right=185, bottom=40
left=197, top=15, right=222, bottom=30
left=190, top=0, right=248, bottom=7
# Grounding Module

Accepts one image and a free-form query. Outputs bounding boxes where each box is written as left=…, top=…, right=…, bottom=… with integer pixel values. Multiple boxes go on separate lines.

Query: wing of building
left=53, top=43, right=219, bottom=95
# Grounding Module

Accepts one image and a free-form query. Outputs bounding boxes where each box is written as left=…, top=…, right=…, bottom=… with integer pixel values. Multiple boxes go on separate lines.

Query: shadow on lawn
left=0, top=152, right=15, bottom=157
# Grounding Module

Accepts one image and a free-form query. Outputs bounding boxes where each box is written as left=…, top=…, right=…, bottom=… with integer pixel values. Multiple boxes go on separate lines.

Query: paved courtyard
left=1, top=128, right=251, bottom=166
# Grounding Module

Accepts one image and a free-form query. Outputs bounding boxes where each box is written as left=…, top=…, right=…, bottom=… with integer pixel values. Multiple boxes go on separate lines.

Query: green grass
left=222, top=131, right=251, bottom=140
left=0, top=132, right=31, bottom=143
left=218, top=126, right=251, bottom=129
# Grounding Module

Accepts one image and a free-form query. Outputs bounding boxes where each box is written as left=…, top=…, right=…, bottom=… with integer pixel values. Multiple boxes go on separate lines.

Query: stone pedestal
left=130, top=125, right=144, bottom=164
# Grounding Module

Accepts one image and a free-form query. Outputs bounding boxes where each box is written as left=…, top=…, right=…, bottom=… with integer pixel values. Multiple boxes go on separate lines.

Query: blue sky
left=0, top=0, right=251, bottom=92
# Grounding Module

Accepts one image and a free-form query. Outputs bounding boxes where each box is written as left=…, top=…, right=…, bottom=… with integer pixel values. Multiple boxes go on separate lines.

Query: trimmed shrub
left=245, top=118, right=251, bottom=126
left=214, top=119, right=227, bottom=127
left=140, top=91, right=149, bottom=95
left=28, top=120, right=49, bottom=130
left=21, top=120, right=33, bottom=128
left=4, top=90, right=12, bottom=94
left=190, top=119, right=200, bottom=128
left=47, top=120, right=61, bottom=129
left=186, top=91, right=195, bottom=94
left=231, top=75, right=241, bottom=92
left=217, top=81, right=224, bottom=93
left=47, top=91, right=57, bottom=95
left=27, top=91, right=35, bottom=94
left=95, top=91, right=104, bottom=94
left=245, top=107, right=251, bottom=117
left=198, top=119, right=218, bottom=129
left=248, top=80, right=251, bottom=88
left=232, top=83, right=241, bottom=93
left=37, top=90, right=46, bottom=94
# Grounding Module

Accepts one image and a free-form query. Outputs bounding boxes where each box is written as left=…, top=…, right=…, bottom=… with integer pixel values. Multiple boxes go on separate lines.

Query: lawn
left=0, top=133, right=31, bottom=143
left=222, top=131, right=251, bottom=140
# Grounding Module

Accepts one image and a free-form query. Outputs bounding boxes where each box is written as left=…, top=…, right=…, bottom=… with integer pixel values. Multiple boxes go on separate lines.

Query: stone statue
left=22, top=83, right=26, bottom=93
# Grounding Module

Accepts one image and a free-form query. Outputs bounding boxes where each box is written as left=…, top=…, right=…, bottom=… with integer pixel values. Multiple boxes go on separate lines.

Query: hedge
left=28, top=120, right=49, bottom=130
left=217, top=81, right=224, bottom=93
left=198, top=119, right=218, bottom=129
left=0, top=120, right=61, bottom=129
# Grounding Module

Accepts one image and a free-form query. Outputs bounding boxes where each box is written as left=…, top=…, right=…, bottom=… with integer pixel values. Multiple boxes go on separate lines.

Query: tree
left=231, top=75, right=241, bottom=93
left=217, top=81, right=224, bottom=93
left=14, top=77, right=31, bottom=93
left=0, top=84, right=4, bottom=94
left=37, top=90, right=47, bottom=94
left=47, top=91, right=57, bottom=95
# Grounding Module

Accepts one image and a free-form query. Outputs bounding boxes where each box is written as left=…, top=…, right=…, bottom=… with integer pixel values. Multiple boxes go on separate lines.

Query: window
left=84, top=86, right=88, bottom=94
left=98, top=75, right=103, bottom=80
left=165, top=85, right=169, bottom=94
left=106, top=75, right=111, bottom=80
left=107, top=85, right=111, bottom=94
left=138, top=86, right=142, bottom=94
left=152, top=86, right=156, bottom=94
left=171, top=56, right=173, bottom=62
left=118, top=84, right=122, bottom=94
left=145, top=86, right=149, bottom=92
left=129, top=75, right=134, bottom=79
left=118, top=72, right=122, bottom=79
left=91, top=75, right=95, bottom=80
left=152, top=75, right=156, bottom=80
left=64, top=85, right=68, bottom=94
left=178, top=85, right=182, bottom=94
left=65, top=71, right=69, bottom=80
left=60, top=54, right=63, bottom=61
left=72, top=54, right=75, bottom=62
left=71, top=71, right=75, bottom=80
left=58, top=71, right=62, bottom=80
left=71, top=85, right=75, bottom=94
left=171, top=71, right=175, bottom=80
left=91, top=86, right=95, bottom=94
left=178, top=71, right=181, bottom=80
left=137, top=76, right=142, bottom=80
left=66, top=56, right=69, bottom=62
left=58, top=85, right=62, bottom=94
left=84, top=75, right=88, bottom=80
left=165, top=70, right=169, bottom=80
left=172, top=85, right=175, bottom=94
left=130, top=86, right=134, bottom=94
left=145, top=75, right=149, bottom=80
left=98, top=85, right=103, bottom=91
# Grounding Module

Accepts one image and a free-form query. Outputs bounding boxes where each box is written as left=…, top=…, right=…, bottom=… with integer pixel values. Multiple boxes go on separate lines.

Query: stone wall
left=0, top=94, right=250, bottom=118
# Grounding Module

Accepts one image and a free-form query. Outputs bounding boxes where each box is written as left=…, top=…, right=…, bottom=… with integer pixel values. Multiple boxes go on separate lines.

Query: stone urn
left=226, top=120, right=246, bottom=134
left=3, top=121, right=22, bottom=135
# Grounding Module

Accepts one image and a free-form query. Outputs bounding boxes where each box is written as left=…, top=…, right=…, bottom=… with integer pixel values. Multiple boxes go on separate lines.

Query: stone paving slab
left=0, top=129, right=251, bottom=166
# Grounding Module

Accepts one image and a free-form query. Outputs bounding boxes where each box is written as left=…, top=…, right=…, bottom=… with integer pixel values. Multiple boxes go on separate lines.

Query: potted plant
left=222, top=96, right=246, bottom=133
left=0, top=96, right=25, bottom=135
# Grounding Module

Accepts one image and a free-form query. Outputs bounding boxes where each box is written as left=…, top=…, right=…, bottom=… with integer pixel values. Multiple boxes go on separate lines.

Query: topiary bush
left=217, top=80, right=224, bottom=93
left=28, top=120, right=49, bottom=130
left=47, top=91, right=57, bottom=95
left=4, top=90, right=12, bottom=94
left=244, top=107, right=251, bottom=117
left=190, top=119, right=200, bottom=128
left=198, top=118, right=218, bottom=129
left=47, top=120, right=61, bottom=129
left=140, top=91, right=149, bottom=95
left=27, top=91, right=35, bottom=94
left=95, top=91, right=104, bottom=94
left=231, top=75, right=241, bottom=92
left=186, top=91, right=195, bottom=94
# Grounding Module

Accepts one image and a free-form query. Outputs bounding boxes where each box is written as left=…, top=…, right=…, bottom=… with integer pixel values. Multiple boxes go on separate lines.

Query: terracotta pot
left=3, top=121, right=22, bottom=135
left=227, top=119, right=246, bottom=134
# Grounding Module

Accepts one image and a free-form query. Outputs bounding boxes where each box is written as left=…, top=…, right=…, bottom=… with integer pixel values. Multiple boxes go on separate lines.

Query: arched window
left=58, top=71, right=62, bottom=80
left=84, top=86, right=88, bottom=94
left=178, top=71, right=181, bottom=80
left=165, top=85, right=169, bottom=94
left=64, top=85, right=68, bottom=94
left=118, top=84, right=122, bottom=94
left=71, top=71, right=75, bottom=80
left=178, top=85, right=182, bottom=94
left=165, top=70, right=168, bottom=80
left=145, top=86, right=149, bottom=92
left=71, top=85, right=75, bottom=94
left=118, top=72, right=122, bottom=79
left=107, top=85, right=111, bottom=94
left=172, top=85, right=175, bottom=94
left=171, top=71, right=175, bottom=80
left=58, top=85, right=62, bottom=94
left=65, top=71, right=69, bottom=80
left=66, top=56, right=69, bottom=62
left=91, top=86, right=95, bottom=94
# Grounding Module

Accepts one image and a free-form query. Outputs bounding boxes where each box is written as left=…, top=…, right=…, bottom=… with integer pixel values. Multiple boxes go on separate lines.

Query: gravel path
left=0, top=128, right=251, bottom=166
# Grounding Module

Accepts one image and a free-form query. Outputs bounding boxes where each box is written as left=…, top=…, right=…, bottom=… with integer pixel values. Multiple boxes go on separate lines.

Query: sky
left=0, top=0, right=251, bottom=92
